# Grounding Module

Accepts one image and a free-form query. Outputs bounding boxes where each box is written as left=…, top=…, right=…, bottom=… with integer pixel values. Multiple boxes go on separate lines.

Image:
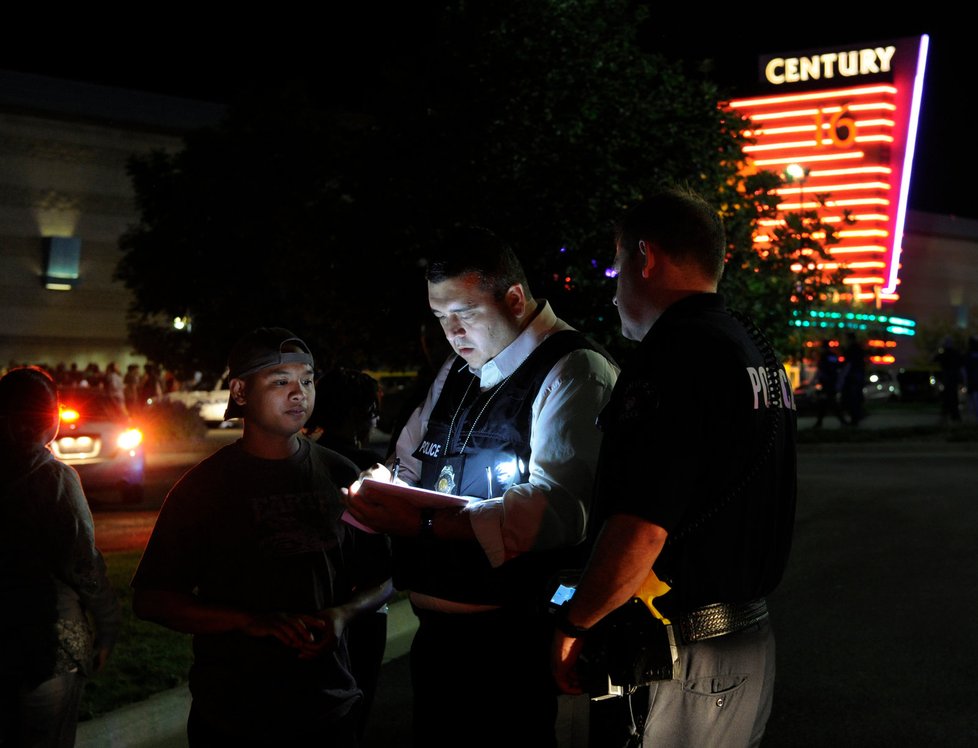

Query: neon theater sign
left=727, top=37, right=930, bottom=315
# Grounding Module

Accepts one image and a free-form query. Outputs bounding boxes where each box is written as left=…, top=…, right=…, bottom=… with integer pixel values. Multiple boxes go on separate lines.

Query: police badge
left=436, top=463, right=457, bottom=494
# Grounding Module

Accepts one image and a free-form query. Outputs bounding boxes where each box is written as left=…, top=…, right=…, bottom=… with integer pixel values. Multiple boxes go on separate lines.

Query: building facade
left=896, top=210, right=978, bottom=364
left=0, top=71, right=223, bottom=373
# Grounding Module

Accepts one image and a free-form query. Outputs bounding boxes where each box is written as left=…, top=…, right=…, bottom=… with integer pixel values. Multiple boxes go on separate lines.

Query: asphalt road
left=90, top=428, right=241, bottom=551
left=763, top=441, right=978, bottom=746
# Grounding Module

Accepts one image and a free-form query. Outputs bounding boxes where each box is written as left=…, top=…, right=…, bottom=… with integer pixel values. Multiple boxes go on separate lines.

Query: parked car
left=896, top=367, right=967, bottom=405
left=51, top=389, right=145, bottom=504
left=896, top=368, right=941, bottom=402
left=863, top=367, right=901, bottom=402
left=161, top=373, right=236, bottom=428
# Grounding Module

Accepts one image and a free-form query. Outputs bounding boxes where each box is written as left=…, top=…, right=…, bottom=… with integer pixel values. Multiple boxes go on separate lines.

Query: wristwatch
left=553, top=606, right=590, bottom=638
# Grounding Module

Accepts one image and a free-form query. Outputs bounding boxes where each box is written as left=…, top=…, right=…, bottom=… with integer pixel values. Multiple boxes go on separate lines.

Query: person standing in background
left=965, top=335, right=978, bottom=422
left=104, top=362, right=128, bottom=419
left=304, top=366, right=388, bottom=742
left=933, top=336, right=964, bottom=424
left=124, top=363, right=142, bottom=414
left=839, top=332, right=866, bottom=426
left=0, top=366, right=121, bottom=747
left=812, top=339, right=845, bottom=428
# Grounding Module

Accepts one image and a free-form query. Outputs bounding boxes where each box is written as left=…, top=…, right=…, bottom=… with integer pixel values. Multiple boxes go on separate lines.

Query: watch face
left=550, top=584, right=576, bottom=606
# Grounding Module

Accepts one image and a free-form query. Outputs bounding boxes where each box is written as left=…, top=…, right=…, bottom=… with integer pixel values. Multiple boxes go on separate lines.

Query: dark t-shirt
left=591, top=293, right=797, bottom=618
left=131, top=436, right=391, bottom=740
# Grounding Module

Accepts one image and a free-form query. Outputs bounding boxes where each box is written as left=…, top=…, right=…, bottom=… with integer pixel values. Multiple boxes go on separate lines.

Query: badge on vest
left=434, top=455, right=466, bottom=495
left=436, top=464, right=457, bottom=494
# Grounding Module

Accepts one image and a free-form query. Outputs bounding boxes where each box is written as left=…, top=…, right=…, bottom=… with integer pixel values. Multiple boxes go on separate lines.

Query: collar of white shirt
left=473, top=299, right=568, bottom=389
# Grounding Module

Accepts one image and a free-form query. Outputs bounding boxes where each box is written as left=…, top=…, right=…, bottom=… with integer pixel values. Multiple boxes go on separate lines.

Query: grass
left=79, top=550, right=193, bottom=721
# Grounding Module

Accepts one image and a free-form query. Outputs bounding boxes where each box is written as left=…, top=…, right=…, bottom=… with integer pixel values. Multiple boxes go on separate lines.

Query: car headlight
left=117, top=428, right=143, bottom=451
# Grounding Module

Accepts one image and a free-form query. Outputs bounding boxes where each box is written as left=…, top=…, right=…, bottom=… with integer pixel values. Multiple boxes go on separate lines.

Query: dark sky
left=1, top=18, right=969, bottom=218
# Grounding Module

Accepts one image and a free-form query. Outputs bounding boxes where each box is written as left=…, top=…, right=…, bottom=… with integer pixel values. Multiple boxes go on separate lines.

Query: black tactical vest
left=394, top=330, right=606, bottom=606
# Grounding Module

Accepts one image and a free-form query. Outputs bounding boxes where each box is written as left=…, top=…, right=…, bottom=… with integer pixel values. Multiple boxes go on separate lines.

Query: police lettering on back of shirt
left=746, top=363, right=796, bottom=412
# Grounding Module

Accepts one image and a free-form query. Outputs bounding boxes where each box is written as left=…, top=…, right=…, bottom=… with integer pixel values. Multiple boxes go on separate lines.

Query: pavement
left=76, top=405, right=977, bottom=747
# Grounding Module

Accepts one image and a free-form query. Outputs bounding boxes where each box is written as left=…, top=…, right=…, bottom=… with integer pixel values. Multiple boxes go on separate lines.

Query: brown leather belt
left=678, top=598, right=769, bottom=643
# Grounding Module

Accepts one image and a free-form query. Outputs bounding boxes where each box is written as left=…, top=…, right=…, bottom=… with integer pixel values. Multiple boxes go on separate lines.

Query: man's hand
left=241, top=612, right=330, bottom=655
left=357, top=463, right=392, bottom=483
left=343, top=480, right=424, bottom=536
left=551, top=631, right=585, bottom=695
left=292, top=610, right=345, bottom=660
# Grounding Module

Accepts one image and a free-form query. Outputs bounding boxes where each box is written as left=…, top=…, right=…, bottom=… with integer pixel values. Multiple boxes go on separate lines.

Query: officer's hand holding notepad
left=342, top=477, right=470, bottom=534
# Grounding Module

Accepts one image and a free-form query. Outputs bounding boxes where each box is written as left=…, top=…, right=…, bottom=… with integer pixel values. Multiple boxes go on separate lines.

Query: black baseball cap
left=224, top=327, right=314, bottom=420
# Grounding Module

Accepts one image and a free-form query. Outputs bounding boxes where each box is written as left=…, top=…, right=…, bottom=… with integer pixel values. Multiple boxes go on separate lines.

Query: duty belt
left=678, top=598, right=769, bottom=643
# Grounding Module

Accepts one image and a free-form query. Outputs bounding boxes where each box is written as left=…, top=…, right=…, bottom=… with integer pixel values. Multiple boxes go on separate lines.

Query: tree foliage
left=719, top=173, right=848, bottom=360
left=116, top=1, right=833, bottom=374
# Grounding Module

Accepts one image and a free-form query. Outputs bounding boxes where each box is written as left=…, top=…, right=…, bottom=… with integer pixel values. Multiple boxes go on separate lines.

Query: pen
left=486, top=465, right=492, bottom=498
left=391, top=457, right=401, bottom=483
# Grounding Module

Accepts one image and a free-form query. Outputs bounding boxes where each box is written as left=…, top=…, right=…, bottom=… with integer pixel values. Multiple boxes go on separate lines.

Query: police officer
left=551, top=188, right=797, bottom=746
left=345, top=226, right=619, bottom=747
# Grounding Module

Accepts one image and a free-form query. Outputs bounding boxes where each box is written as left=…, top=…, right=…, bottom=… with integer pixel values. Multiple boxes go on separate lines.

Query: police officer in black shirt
left=551, top=188, right=797, bottom=747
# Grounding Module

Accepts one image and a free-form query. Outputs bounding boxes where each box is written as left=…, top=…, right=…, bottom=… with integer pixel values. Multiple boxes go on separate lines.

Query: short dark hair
left=307, top=368, right=380, bottom=433
left=425, top=225, right=532, bottom=301
left=0, top=365, right=60, bottom=448
left=614, top=188, right=726, bottom=280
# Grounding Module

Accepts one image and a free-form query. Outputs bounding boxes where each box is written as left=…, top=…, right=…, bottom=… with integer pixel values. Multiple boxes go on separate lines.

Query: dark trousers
left=0, top=671, right=85, bottom=748
left=187, top=702, right=359, bottom=748
left=814, top=390, right=845, bottom=426
left=348, top=608, right=388, bottom=741
left=409, top=605, right=558, bottom=748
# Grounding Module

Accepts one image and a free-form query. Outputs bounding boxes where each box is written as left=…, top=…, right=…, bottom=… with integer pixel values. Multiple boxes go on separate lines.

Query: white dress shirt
left=392, top=301, right=619, bottom=582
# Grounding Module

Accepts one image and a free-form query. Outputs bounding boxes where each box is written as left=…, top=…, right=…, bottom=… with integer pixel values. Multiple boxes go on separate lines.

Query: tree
left=116, top=81, right=421, bottom=378
left=115, top=1, right=829, bottom=372
left=719, top=168, right=849, bottom=361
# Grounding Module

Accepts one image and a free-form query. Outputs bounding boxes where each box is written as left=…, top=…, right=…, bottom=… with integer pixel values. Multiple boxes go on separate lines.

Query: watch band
left=553, top=606, right=590, bottom=638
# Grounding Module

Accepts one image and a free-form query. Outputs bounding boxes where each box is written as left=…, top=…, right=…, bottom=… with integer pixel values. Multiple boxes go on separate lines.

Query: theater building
left=727, top=34, right=978, bottom=370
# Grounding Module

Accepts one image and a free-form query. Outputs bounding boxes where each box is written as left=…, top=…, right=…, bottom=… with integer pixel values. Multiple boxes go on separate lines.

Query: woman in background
left=0, top=366, right=121, bottom=747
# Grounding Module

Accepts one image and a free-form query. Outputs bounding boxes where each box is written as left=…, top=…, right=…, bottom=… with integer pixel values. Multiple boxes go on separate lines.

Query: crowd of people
left=0, top=361, right=219, bottom=425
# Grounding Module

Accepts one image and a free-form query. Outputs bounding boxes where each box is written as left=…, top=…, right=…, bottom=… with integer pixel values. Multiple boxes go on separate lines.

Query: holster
left=579, top=597, right=680, bottom=692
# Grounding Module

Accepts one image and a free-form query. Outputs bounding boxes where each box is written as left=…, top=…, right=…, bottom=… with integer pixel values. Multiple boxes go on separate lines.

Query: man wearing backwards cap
left=132, top=327, right=393, bottom=747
